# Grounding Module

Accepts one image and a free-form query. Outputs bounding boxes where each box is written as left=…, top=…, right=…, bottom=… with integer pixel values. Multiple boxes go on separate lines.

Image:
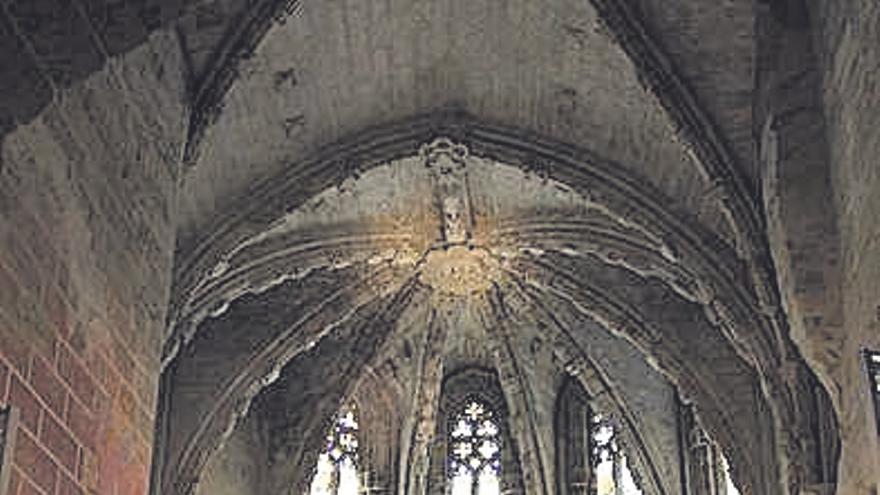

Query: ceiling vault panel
left=180, top=0, right=302, bottom=163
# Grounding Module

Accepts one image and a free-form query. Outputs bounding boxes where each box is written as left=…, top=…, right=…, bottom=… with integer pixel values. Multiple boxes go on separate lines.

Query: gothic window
left=448, top=399, right=502, bottom=495
left=555, top=378, right=592, bottom=495
left=591, top=414, right=642, bottom=495
left=309, top=409, right=361, bottom=495
left=682, top=403, right=742, bottom=495
left=866, top=350, right=880, bottom=432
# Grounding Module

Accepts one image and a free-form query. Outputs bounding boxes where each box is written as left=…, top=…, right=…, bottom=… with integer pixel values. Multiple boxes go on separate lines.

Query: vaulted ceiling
left=140, top=1, right=846, bottom=494
left=162, top=127, right=791, bottom=495
left=0, top=0, right=866, bottom=493
left=20, top=1, right=829, bottom=494
left=166, top=144, right=770, bottom=493
left=175, top=0, right=756, bottom=248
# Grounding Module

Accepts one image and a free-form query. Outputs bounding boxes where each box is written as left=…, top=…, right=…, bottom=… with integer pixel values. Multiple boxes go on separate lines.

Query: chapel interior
left=0, top=1, right=877, bottom=495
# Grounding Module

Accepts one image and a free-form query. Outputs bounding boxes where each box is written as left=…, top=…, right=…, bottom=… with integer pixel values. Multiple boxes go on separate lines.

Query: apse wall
left=756, top=1, right=880, bottom=490
left=0, top=31, right=185, bottom=495
left=816, top=2, right=880, bottom=490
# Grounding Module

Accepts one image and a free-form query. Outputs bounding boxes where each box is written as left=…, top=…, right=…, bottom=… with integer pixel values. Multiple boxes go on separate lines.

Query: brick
left=14, top=431, right=57, bottom=495
left=78, top=449, right=98, bottom=492
left=65, top=397, right=96, bottom=454
left=134, top=404, right=154, bottom=444
left=40, top=414, right=77, bottom=474
left=9, top=467, right=22, bottom=495
left=56, top=472, right=84, bottom=495
left=30, top=357, right=66, bottom=418
left=18, top=478, right=45, bottom=495
left=56, top=343, right=98, bottom=412
left=116, top=386, right=137, bottom=428
left=118, top=463, right=147, bottom=495
left=92, top=389, right=111, bottom=422
left=106, top=333, right=137, bottom=387
left=9, top=376, right=41, bottom=434
left=64, top=324, right=88, bottom=361
left=132, top=366, right=157, bottom=412
left=84, top=353, right=112, bottom=395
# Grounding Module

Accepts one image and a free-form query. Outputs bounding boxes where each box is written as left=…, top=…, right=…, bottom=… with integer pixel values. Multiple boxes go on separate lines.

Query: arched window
left=720, top=455, right=741, bottom=495
left=867, top=350, right=880, bottom=432
left=309, top=409, right=361, bottom=495
left=448, top=399, right=502, bottom=495
left=682, top=403, right=742, bottom=495
left=591, top=413, right=642, bottom=495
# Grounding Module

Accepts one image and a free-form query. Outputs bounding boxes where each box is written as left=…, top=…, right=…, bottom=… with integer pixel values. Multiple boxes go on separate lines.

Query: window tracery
left=448, top=399, right=501, bottom=495
left=591, top=413, right=642, bottom=495
left=682, top=403, right=742, bottom=495
left=309, top=409, right=361, bottom=495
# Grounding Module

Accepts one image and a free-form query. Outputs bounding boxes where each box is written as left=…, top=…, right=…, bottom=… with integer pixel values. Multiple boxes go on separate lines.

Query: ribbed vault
left=149, top=1, right=843, bottom=494
left=157, top=120, right=835, bottom=495
left=176, top=0, right=741, bottom=248
left=0, top=0, right=862, bottom=493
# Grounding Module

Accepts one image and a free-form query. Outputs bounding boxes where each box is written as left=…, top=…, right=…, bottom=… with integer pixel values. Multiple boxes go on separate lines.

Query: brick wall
left=0, top=30, right=185, bottom=495
left=0, top=324, right=155, bottom=495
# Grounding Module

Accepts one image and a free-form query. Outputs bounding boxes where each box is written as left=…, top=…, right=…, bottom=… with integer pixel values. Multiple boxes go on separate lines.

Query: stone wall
left=756, top=1, right=880, bottom=491
left=0, top=0, right=189, bottom=142
left=0, top=30, right=185, bottom=495
left=813, top=1, right=880, bottom=491
left=194, top=415, right=265, bottom=495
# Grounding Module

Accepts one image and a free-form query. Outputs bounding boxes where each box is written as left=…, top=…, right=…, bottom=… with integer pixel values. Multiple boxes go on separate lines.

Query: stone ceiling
left=0, top=0, right=856, bottom=492
left=154, top=2, right=830, bottom=495
left=176, top=0, right=749, bottom=251
left=163, top=136, right=777, bottom=495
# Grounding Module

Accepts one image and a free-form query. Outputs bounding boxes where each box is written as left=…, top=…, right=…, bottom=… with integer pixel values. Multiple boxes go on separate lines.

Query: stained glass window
left=309, top=409, right=361, bottom=495
left=591, top=413, right=642, bottom=495
left=448, top=399, right=501, bottom=495
left=867, top=350, right=880, bottom=432
left=721, top=454, right=741, bottom=495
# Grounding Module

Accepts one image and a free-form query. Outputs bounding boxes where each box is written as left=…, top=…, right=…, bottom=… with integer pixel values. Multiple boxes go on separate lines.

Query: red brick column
left=0, top=306, right=157, bottom=495
left=0, top=23, right=183, bottom=495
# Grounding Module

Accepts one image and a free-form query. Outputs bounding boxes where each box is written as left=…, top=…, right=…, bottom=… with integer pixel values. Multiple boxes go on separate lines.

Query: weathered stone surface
left=0, top=28, right=185, bottom=495
left=168, top=144, right=811, bottom=495
left=176, top=0, right=735, bottom=252
left=811, top=0, right=880, bottom=491
left=0, top=1, right=874, bottom=495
